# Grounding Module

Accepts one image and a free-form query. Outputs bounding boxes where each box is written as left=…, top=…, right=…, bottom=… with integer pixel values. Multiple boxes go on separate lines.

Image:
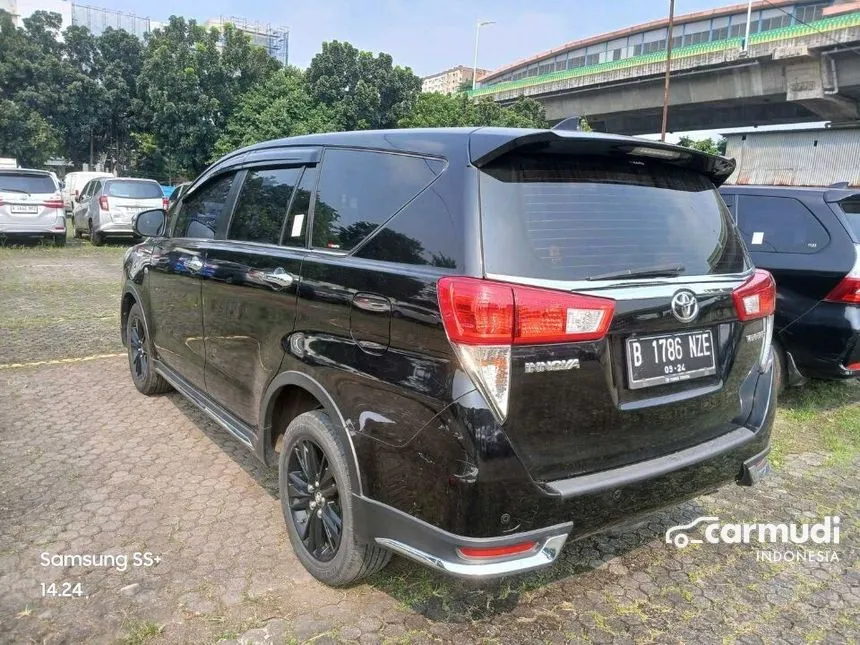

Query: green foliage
left=677, top=135, right=727, bottom=156
left=398, top=93, right=547, bottom=129
left=213, top=67, right=338, bottom=158
left=306, top=40, right=422, bottom=130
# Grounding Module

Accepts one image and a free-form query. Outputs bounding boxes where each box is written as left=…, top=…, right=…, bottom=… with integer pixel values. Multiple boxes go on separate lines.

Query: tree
left=397, top=93, right=548, bottom=129
left=678, top=135, right=727, bottom=156
left=135, top=16, right=280, bottom=179
left=214, top=67, right=338, bottom=158
left=306, top=41, right=422, bottom=130
left=0, top=99, right=61, bottom=166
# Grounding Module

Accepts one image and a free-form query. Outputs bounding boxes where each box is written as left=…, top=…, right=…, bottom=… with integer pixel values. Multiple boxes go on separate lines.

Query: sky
left=99, top=0, right=735, bottom=75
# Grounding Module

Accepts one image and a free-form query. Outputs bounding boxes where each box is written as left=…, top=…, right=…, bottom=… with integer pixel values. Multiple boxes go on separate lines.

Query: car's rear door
left=104, top=180, right=164, bottom=224
left=475, top=139, right=767, bottom=481
left=202, top=148, right=319, bottom=426
left=147, top=172, right=240, bottom=390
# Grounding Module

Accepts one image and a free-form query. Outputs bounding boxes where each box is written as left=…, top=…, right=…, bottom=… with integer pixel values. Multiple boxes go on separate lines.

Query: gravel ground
left=0, top=245, right=857, bottom=645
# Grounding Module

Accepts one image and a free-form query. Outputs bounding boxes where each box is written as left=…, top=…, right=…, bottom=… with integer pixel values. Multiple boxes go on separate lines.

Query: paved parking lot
left=0, top=242, right=858, bottom=644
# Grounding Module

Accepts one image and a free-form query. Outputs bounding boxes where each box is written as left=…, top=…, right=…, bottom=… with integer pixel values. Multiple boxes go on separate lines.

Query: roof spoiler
left=470, top=130, right=737, bottom=186
left=824, top=187, right=860, bottom=203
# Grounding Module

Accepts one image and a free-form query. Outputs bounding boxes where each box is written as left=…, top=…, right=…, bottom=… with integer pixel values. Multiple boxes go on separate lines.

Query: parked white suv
left=72, top=177, right=166, bottom=245
left=0, top=169, right=66, bottom=246
left=63, top=171, right=112, bottom=216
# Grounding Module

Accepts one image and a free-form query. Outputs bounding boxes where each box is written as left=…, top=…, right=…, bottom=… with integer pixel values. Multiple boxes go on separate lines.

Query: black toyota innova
left=121, top=128, right=776, bottom=586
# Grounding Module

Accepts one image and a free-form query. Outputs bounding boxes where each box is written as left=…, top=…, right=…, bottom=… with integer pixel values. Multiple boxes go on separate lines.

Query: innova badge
left=671, top=290, right=699, bottom=323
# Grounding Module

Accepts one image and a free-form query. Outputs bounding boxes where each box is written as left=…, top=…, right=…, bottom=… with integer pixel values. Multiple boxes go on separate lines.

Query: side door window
left=311, top=148, right=443, bottom=251
left=227, top=166, right=302, bottom=245
left=737, top=195, right=830, bottom=254
left=172, top=173, right=236, bottom=239
left=282, top=166, right=316, bottom=248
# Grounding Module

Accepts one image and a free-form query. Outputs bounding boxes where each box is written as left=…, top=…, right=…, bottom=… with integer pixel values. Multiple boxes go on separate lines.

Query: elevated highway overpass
left=472, top=6, right=860, bottom=134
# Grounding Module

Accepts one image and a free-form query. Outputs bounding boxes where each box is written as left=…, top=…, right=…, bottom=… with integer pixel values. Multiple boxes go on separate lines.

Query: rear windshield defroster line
left=479, top=154, right=747, bottom=281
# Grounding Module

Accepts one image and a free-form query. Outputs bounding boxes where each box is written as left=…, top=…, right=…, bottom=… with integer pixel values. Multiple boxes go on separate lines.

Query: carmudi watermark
left=665, top=516, right=841, bottom=563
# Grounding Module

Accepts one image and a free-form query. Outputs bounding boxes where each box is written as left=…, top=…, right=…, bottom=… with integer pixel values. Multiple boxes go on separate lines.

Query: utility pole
left=660, top=0, right=676, bottom=141
left=472, top=20, right=495, bottom=91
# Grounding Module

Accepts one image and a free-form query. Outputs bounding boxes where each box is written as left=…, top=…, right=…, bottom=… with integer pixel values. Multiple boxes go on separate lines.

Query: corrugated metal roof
left=724, top=128, right=860, bottom=187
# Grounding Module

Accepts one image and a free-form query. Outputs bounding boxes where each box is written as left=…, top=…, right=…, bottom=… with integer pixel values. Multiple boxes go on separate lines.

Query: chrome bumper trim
left=375, top=533, right=568, bottom=578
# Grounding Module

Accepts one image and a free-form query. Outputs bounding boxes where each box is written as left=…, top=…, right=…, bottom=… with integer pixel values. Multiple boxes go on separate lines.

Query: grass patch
left=771, top=380, right=860, bottom=466
left=121, top=620, right=163, bottom=645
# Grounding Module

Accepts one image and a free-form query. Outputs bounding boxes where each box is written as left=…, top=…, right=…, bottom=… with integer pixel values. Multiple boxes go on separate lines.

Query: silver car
left=0, top=169, right=66, bottom=246
left=73, top=177, right=166, bottom=245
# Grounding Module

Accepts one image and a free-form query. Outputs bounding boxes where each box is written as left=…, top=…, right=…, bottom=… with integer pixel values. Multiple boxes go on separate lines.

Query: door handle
left=186, top=256, right=204, bottom=272
left=262, top=267, right=295, bottom=289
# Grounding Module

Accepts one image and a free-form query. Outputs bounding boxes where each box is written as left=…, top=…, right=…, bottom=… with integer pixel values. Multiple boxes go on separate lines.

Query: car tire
left=89, top=222, right=104, bottom=246
left=279, top=410, right=391, bottom=586
left=126, top=303, right=172, bottom=395
left=53, top=234, right=66, bottom=247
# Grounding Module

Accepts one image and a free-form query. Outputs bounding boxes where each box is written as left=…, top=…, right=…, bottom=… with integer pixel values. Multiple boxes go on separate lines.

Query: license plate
left=10, top=205, right=39, bottom=214
left=626, top=329, right=716, bottom=389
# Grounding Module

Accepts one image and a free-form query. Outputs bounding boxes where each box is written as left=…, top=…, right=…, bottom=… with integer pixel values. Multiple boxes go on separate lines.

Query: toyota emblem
left=671, top=290, right=699, bottom=323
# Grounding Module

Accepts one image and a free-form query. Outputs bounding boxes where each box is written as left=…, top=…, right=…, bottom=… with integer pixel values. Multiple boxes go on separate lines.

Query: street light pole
left=472, top=20, right=495, bottom=91
left=743, top=0, right=754, bottom=52
left=660, top=0, right=676, bottom=141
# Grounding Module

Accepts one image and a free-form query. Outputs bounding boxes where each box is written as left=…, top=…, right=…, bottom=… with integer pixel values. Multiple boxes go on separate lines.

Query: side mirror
left=134, top=209, right=166, bottom=238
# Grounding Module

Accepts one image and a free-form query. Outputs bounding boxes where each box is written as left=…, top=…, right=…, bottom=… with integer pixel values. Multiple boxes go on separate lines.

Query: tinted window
left=228, top=167, right=301, bottom=245
left=737, top=195, right=830, bottom=254
left=80, top=181, right=96, bottom=198
left=839, top=199, right=860, bottom=239
left=106, top=180, right=163, bottom=199
left=0, top=173, right=56, bottom=194
left=283, top=166, right=316, bottom=247
left=312, top=149, right=443, bottom=251
left=173, top=174, right=235, bottom=239
left=356, top=178, right=463, bottom=269
left=480, top=154, right=747, bottom=280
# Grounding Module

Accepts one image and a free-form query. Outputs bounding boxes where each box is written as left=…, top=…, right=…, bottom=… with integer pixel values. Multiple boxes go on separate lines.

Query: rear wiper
left=586, top=263, right=686, bottom=281
left=0, top=188, right=29, bottom=194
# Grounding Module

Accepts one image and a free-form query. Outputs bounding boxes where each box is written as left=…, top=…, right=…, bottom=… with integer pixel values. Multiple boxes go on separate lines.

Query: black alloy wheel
left=286, top=439, right=342, bottom=562
left=129, top=316, right=149, bottom=382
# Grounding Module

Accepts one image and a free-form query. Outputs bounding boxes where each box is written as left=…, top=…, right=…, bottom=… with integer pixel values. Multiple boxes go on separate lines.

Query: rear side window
left=737, top=195, right=829, bottom=254
left=282, top=166, right=316, bottom=247
left=312, top=149, right=443, bottom=251
left=0, top=173, right=56, bottom=194
left=839, top=199, right=860, bottom=239
left=228, top=167, right=302, bottom=245
left=106, top=181, right=163, bottom=199
left=480, top=154, right=747, bottom=280
left=173, top=174, right=235, bottom=239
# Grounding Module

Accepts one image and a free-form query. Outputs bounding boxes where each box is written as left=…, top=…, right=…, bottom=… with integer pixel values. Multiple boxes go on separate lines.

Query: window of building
left=730, top=19, right=760, bottom=38
left=311, top=149, right=444, bottom=251
left=538, top=62, right=553, bottom=75
left=711, top=26, right=729, bottom=40
left=585, top=53, right=600, bottom=66
left=227, top=167, right=301, bottom=245
left=796, top=4, right=825, bottom=23
left=736, top=195, right=830, bottom=254
left=173, top=173, right=235, bottom=239
left=568, top=55, right=586, bottom=69
left=759, top=10, right=791, bottom=32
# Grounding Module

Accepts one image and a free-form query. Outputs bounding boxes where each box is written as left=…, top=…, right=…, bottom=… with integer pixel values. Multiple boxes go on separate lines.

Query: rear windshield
left=0, top=173, right=56, bottom=194
left=106, top=180, right=162, bottom=199
left=479, top=154, right=747, bottom=281
left=839, top=199, right=860, bottom=239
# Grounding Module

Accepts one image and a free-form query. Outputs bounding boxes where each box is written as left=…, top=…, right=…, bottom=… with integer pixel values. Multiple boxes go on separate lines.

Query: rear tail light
left=732, top=270, right=776, bottom=321
left=99, top=196, right=109, bottom=211
left=437, top=277, right=615, bottom=421
left=43, top=198, right=64, bottom=209
left=825, top=245, right=860, bottom=304
left=733, top=269, right=777, bottom=372
left=162, top=197, right=169, bottom=210
left=846, top=361, right=860, bottom=372
left=457, top=541, right=537, bottom=559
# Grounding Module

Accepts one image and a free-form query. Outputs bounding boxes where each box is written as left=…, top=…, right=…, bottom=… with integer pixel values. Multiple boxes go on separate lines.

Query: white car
left=63, top=171, right=112, bottom=216
left=72, top=177, right=166, bottom=245
left=0, top=169, right=66, bottom=246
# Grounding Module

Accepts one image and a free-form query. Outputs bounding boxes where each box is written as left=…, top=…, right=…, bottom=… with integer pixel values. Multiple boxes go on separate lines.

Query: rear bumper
left=0, top=222, right=65, bottom=236
left=356, top=367, right=775, bottom=579
left=96, top=220, right=135, bottom=236
left=780, top=302, right=860, bottom=379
